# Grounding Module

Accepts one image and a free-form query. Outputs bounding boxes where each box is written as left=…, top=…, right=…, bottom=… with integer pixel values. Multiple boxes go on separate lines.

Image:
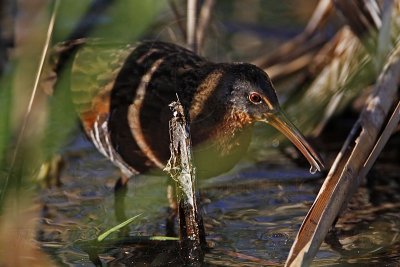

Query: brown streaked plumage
left=71, top=40, right=324, bottom=182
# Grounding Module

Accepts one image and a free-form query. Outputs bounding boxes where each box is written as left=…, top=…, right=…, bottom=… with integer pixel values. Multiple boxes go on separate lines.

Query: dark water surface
left=38, top=132, right=400, bottom=266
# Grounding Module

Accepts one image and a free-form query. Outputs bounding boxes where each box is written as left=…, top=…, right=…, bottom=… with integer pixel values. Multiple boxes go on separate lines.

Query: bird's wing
left=70, top=41, right=135, bottom=132
left=70, top=40, right=138, bottom=176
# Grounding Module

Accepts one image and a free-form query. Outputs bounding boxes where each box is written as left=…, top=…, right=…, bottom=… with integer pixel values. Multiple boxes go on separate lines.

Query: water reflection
left=38, top=132, right=400, bottom=266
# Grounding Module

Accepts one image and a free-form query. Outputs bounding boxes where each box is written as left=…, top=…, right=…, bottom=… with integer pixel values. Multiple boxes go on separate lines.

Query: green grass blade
left=97, top=213, right=142, bottom=242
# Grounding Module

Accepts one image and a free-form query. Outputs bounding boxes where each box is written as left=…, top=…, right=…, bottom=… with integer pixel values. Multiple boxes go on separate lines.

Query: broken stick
left=164, top=98, right=205, bottom=265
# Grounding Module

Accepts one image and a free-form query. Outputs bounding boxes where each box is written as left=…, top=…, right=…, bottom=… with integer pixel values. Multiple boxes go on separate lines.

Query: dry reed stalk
left=285, top=43, right=400, bottom=267
left=168, top=0, right=187, bottom=41
left=187, top=0, right=198, bottom=52
left=284, top=27, right=367, bottom=134
left=333, top=0, right=381, bottom=39
left=253, top=0, right=333, bottom=69
left=195, top=0, right=214, bottom=54
left=266, top=52, right=315, bottom=82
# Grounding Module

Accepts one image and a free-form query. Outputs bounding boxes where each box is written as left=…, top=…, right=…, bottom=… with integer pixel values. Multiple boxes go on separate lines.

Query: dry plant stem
left=196, top=0, right=214, bottom=54
left=253, top=0, right=332, bottom=68
left=333, top=0, right=383, bottom=55
left=303, top=0, right=333, bottom=34
left=360, top=100, right=400, bottom=178
left=187, top=0, right=198, bottom=53
left=333, top=0, right=380, bottom=40
left=164, top=99, right=204, bottom=264
left=266, top=52, right=314, bottom=82
left=305, top=27, right=362, bottom=137
left=255, top=32, right=325, bottom=70
left=308, top=28, right=343, bottom=75
left=285, top=45, right=400, bottom=267
left=376, top=0, right=393, bottom=69
left=168, top=0, right=187, bottom=41
left=25, top=0, right=59, bottom=123
left=267, top=26, right=341, bottom=90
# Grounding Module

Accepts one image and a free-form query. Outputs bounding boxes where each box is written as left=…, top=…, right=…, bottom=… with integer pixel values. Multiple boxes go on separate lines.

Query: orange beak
left=265, top=110, right=324, bottom=173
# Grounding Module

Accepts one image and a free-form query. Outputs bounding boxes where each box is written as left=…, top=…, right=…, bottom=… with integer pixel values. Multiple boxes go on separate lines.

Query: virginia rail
left=70, top=40, right=324, bottom=220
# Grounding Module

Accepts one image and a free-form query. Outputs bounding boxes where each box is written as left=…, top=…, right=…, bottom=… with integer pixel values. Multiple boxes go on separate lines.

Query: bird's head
left=222, top=63, right=325, bottom=172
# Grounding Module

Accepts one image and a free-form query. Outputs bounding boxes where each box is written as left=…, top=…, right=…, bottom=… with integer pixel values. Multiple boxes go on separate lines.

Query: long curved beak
left=265, top=110, right=325, bottom=173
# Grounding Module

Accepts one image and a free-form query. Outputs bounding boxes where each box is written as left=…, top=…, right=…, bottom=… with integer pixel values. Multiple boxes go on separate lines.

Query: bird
left=69, top=40, right=324, bottom=222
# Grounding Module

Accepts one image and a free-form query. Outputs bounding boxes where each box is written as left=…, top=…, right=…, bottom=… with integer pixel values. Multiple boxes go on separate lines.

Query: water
left=37, top=132, right=400, bottom=266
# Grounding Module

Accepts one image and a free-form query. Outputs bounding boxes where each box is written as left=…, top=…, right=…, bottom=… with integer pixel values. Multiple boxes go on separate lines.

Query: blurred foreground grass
left=0, top=1, right=163, bottom=265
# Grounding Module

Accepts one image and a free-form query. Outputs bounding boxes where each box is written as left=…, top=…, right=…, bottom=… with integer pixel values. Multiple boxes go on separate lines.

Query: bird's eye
left=248, top=92, right=262, bottom=104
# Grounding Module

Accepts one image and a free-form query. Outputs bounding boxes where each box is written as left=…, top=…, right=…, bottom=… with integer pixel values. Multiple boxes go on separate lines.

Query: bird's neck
left=191, top=105, right=253, bottom=155
left=215, top=108, right=254, bottom=155
left=190, top=108, right=253, bottom=179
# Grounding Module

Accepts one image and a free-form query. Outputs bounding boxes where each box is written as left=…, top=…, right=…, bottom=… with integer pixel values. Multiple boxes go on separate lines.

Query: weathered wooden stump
left=164, top=98, right=205, bottom=265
